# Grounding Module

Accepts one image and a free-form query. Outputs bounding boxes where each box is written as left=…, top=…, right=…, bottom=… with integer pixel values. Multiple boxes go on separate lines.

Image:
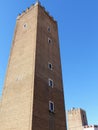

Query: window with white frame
left=48, top=62, right=52, bottom=70
left=49, top=101, right=54, bottom=112
left=48, top=79, right=53, bottom=87
left=23, top=23, right=27, bottom=28
left=48, top=37, right=52, bottom=44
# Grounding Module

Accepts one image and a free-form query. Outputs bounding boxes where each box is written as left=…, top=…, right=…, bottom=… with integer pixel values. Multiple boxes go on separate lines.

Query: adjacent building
left=84, top=125, right=98, bottom=130
left=0, top=2, right=67, bottom=130
left=67, top=108, right=98, bottom=130
left=67, top=108, right=88, bottom=130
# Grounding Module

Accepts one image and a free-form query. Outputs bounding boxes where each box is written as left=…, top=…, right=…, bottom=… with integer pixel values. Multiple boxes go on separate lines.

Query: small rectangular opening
left=48, top=62, right=52, bottom=70
left=48, top=79, right=53, bottom=88
left=48, top=37, right=52, bottom=44
left=49, top=101, right=54, bottom=112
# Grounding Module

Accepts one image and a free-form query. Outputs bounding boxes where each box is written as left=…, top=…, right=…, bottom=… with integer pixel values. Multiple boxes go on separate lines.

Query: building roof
left=84, top=125, right=98, bottom=128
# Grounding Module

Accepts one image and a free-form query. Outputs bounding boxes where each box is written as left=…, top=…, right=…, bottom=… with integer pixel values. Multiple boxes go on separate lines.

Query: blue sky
left=0, top=0, right=98, bottom=125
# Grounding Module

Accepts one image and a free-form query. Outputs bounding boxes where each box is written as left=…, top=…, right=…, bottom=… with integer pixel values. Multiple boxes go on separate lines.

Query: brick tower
left=67, top=108, right=88, bottom=130
left=0, top=2, right=67, bottom=130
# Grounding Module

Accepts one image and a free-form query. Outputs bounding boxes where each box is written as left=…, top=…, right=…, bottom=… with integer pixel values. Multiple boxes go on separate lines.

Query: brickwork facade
left=0, top=2, right=67, bottom=130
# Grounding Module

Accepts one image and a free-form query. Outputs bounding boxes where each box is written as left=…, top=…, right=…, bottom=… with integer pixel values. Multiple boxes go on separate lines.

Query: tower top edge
left=68, top=107, right=86, bottom=112
left=16, top=2, right=57, bottom=23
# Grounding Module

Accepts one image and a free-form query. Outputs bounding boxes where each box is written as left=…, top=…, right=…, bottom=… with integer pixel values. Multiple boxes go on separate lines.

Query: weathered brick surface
left=67, top=108, right=88, bottom=130
left=0, top=3, right=38, bottom=130
left=32, top=4, right=67, bottom=130
left=0, top=2, right=67, bottom=130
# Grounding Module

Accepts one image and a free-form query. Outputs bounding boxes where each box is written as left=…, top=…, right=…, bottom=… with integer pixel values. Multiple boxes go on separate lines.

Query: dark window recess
left=23, top=24, right=27, bottom=28
left=48, top=38, right=52, bottom=44
left=49, top=101, right=54, bottom=112
left=48, top=26, right=51, bottom=32
left=48, top=63, right=52, bottom=70
left=48, top=79, right=53, bottom=87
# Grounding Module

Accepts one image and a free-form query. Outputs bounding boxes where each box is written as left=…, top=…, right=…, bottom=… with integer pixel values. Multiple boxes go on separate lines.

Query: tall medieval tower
left=0, top=2, right=67, bottom=130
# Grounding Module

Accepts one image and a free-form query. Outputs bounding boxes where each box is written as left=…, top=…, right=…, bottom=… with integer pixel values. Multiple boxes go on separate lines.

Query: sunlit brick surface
left=0, top=2, right=67, bottom=130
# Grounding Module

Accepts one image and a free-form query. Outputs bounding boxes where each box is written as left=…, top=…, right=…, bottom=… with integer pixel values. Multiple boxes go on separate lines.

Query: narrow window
left=49, top=101, right=54, bottom=112
left=48, top=37, right=52, bottom=44
left=48, top=79, right=53, bottom=87
left=48, top=62, right=52, bottom=70
left=47, top=26, right=51, bottom=32
left=23, top=23, right=27, bottom=28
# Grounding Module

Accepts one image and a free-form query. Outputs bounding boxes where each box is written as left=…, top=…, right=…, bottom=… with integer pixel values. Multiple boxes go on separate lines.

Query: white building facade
left=84, top=125, right=98, bottom=130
